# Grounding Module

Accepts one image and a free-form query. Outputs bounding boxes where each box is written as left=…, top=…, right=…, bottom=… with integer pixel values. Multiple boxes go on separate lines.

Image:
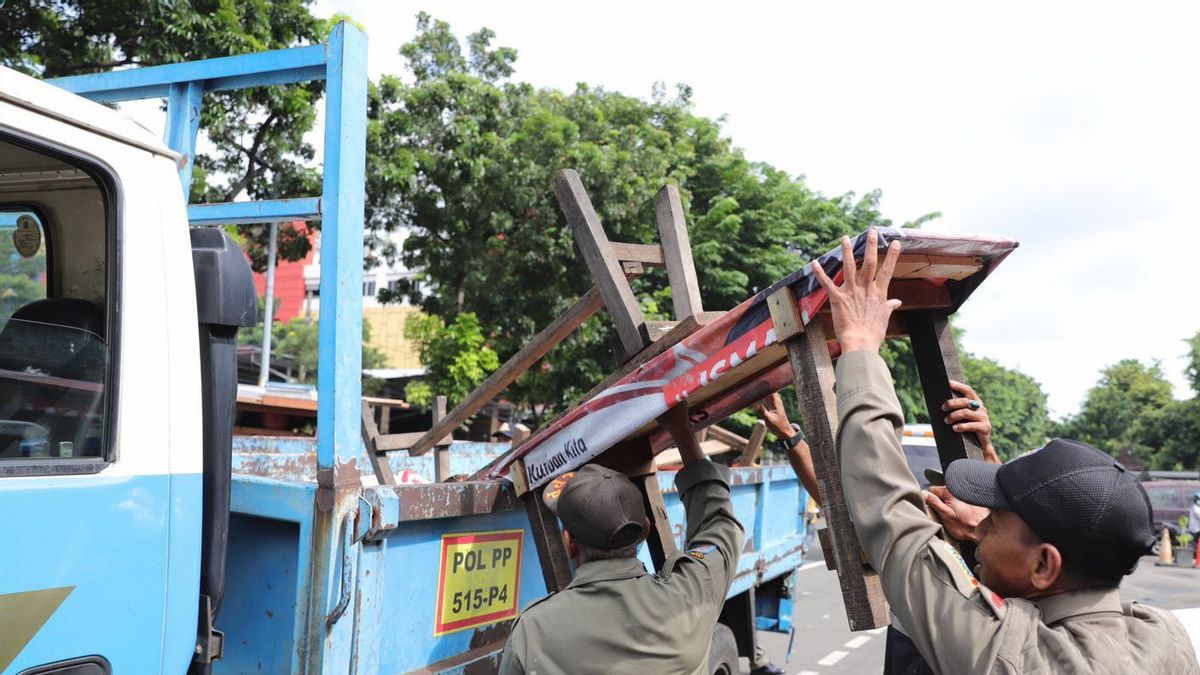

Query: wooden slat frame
left=361, top=400, right=396, bottom=485
left=552, top=169, right=649, bottom=362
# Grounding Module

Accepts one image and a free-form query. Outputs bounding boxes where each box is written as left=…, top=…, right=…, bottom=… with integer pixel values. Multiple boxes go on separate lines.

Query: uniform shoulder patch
left=686, top=543, right=717, bottom=560
left=929, top=541, right=1006, bottom=620
left=941, top=541, right=980, bottom=591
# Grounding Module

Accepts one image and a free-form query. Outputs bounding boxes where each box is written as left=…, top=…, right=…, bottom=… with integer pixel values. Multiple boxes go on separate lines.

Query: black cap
left=945, top=438, right=1156, bottom=580
left=543, top=465, right=647, bottom=550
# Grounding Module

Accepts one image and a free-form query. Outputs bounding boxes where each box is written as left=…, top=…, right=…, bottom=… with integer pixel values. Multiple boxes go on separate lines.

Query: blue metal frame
left=48, top=22, right=368, bottom=478
left=48, top=24, right=369, bottom=672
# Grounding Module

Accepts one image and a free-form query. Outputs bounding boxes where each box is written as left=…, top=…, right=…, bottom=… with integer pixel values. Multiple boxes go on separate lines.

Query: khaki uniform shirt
left=836, top=350, right=1199, bottom=675
left=498, top=460, right=744, bottom=675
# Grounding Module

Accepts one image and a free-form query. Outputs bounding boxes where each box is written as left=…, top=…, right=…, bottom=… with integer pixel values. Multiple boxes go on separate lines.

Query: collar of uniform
left=1035, top=587, right=1122, bottom=625
left=566, top=557, right=648, bottom=590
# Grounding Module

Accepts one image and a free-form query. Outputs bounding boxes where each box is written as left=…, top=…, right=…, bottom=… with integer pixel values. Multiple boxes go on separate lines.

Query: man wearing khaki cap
left=498, top=404, right=743, bottom=675
left=812, top=229, right=1198, bottom=674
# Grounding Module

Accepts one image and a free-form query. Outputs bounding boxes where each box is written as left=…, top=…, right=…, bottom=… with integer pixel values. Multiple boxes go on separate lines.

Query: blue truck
left=0, top=24, right=810, bottom=673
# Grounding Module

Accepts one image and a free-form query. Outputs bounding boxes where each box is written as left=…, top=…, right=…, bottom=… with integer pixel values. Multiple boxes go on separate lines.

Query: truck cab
left=0, top=66, right=233, bottom=674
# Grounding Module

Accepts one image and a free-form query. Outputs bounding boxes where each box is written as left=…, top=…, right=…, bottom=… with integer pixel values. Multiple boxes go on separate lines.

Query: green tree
left=1184, top=329, right=1200, bottom=395
left=1061, top=359, right=1175, bottom=458
left=369, top=14, right=934, bottom=417
left=1, top=0, right=326, bottom=269
left=403, top=312, right=500, bottom=407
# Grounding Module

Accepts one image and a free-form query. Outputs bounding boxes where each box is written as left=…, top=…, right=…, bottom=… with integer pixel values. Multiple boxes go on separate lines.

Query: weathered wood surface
left=361, top=400, right=396, bottom=485
left=739, top=420, right=768, bottom=467
left=524, top=486, right=574, bottom=592
left=780, top=315, right=889, bottom=631
left=906, top=309, right=985, bottom=566
left=654, top=184, right=704, bottom=320
left=610, top=241, right=665, bottom=267
left=552, top=169, right=649, bottom=361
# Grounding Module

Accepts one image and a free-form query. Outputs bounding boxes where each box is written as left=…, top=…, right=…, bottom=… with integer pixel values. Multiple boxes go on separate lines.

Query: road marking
left=844, top=635, right=871, bottom=649
left=868, top=627, right=887, bottom=635
left=817, top=650, right=849, bottom=666
left=797, top=561, right=823, bottom=572
left=796, top=671, right=820, bottom=675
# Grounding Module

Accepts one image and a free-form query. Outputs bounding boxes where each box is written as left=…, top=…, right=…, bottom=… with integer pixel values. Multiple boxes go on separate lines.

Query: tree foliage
left=403, top=312, right=500, bottom=407
left=368, top=13, right=934, bottom=420
left=0, top=0, right=327, bottom=270
left=1061, top=359, right=1175, bottom=456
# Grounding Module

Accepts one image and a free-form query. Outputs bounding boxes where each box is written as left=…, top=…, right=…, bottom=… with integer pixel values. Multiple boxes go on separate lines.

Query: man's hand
left=658, top=402, right=705, bottom=466
left=941, top=380, right=1000, bottom=464
left=925, top=485, right=989, bottom=543
left=753, top=392, right=791, bottom=437
left=811, top=229, right=902, bottom=354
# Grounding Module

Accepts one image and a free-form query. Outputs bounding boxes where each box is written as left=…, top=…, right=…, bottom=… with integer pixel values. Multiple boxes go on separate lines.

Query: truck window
left=0, top=136, right=113, bottom=465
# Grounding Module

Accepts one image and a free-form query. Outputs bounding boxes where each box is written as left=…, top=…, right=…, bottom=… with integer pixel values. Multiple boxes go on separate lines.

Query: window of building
left=363, top=280, right=376, bottom=297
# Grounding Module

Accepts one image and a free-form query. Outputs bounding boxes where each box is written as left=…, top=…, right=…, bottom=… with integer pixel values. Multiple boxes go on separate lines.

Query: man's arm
left=813, top=231, right=1006, bottom=673
left=657, top=404, right=745, bottom=599
left=755, top=392, right=822, bottom=506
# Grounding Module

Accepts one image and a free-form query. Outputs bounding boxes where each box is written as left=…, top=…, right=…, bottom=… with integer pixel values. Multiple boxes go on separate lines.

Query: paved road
left=746, top=546, right=1200, bottom=674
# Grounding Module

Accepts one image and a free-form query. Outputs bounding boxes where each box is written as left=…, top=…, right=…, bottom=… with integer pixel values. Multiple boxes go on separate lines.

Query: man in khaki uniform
left=498, top=404, right=744, bottom=675
left=811, top=229, right=1199, bottom=674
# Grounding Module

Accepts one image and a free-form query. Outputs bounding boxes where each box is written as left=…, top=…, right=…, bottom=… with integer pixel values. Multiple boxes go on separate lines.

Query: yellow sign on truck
left=434, top=529, right=524, bottom=635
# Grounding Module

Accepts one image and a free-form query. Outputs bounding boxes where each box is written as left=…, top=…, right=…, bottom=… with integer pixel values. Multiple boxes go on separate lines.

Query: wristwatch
left=780, top=422, right=806, bottom=450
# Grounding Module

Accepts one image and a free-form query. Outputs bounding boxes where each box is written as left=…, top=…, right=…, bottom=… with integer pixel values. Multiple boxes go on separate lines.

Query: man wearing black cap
left=811, top=229, right=1198, bottom=674
left=498, top=403, right=744, bottom=675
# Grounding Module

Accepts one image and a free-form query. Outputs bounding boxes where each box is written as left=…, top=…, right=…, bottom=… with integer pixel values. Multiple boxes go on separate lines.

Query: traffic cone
left=1155, top=527, right=1174, bottom=566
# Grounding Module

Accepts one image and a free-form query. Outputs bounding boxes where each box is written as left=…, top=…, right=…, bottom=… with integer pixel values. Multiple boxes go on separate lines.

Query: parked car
left=1143, top=480, right=1200, bottom=553
left=1143, top=480, right=1200, bottom=528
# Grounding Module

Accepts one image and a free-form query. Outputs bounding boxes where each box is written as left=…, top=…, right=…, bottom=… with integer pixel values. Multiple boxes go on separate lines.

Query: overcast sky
left=302, top=1, right=1199, bottom=416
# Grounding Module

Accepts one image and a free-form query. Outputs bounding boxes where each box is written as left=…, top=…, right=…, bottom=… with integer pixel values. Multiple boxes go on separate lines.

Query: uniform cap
left=945, top=438, right=1155, bottom=580
left=542, top=464, right=647, bottom=550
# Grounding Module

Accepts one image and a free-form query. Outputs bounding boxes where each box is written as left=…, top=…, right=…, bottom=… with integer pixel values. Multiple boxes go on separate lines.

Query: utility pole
left=258, top=220, right=279, bottom=387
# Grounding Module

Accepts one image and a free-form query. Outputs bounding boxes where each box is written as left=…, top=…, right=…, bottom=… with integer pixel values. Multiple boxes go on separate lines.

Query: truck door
left=0, top=78, right=201, bottom=674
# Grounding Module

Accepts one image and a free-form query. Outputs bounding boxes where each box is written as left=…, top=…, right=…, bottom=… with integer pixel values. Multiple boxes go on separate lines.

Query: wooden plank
left=906, top=310, right=985, bottom=567
left=739, top=420, right=768, bottom=467
left=362, top=395, right=410, bottom=408
left=406, top=286, right=607, bottom=456
left=361, top=400, right=396, bottom=486
left=637, top=473, right=679, bottom=571
left=509, top=458, right=531, bottom=498
left=654, top=439, right=734, bottom=469
left=767, top=287, right=804, bottom=341
left=785, top=318, right=890, bottom=630
left=646, top=320, right=679, bottom=341
left=705, top=424, right=749, bottom=451
left=433, top=395, right=451, bottom=482
left=610, top=241, right=665, bottom=266
left=375, top=431, right=430, bottom=452
left=893, top=255, right=982, bottom=281
left=654, top=184, right=704, bottom=320
left=523, top=486, right=574, bottom=592
left=552, top=169, right=648, bottom=361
